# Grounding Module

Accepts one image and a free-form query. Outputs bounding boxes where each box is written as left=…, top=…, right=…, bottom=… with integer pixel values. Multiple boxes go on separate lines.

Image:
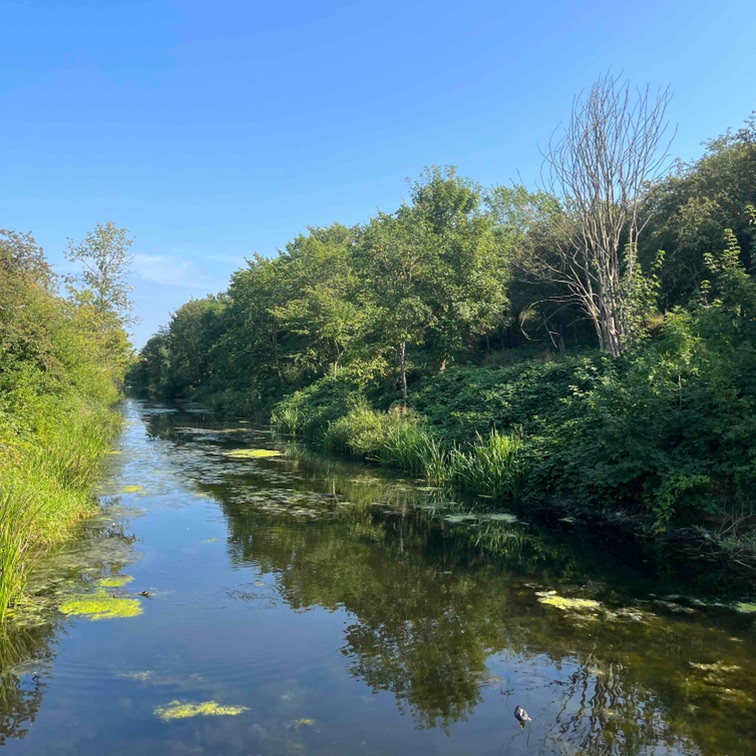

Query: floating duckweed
left=734, top=602, right=756, bottom=614
left=117, top=670, right=153, bottom=680
left=154, top=700, right=249, bottom=721
left=536, top=591, right=601, bottom=611
left=120, top=485, right=143, bottom=493
left=289, top=718, right=315, bottom=728
left=223, top=448, right=282, bottom=459
left=98, top=575, right=134, bottom=588
left=478, top=513, right=518, bottom=523
left=60, top=592, right=143, bottom=621
left=689, top=662, right=741, bottom=673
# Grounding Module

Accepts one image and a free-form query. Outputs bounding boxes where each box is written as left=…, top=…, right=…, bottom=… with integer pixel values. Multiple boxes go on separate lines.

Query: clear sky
left=3, top=1, right=754, bottom=346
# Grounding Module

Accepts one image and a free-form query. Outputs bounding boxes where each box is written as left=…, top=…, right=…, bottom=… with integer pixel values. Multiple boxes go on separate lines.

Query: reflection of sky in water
left=0, top=398, right=754, bottom=755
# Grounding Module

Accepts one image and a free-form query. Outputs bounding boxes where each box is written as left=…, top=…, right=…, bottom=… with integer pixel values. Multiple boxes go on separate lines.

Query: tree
left=640, top=113, right=756, bottom=308
left=0, top=229, right=54, bottom=289
left=541, top=74, right=672, bottom=356
left=65, top=222, right=134, bottom=324
left=407, top=167, right=508, bottom=368
left=361, top=206, right=435, bottom=404
left=273, top=224, right=368, bottom=376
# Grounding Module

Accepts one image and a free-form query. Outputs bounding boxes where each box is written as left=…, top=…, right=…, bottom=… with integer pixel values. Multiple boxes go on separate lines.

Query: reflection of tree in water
left=215, top=475, right=755, bottom=752
left=142, top=407, right=755, bottom=752
left=0, top=625, right=55, bottom=745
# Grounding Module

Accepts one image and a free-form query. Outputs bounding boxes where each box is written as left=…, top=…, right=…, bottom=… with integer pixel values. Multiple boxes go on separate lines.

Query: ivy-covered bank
left=0, top=225, right=133, bottom=621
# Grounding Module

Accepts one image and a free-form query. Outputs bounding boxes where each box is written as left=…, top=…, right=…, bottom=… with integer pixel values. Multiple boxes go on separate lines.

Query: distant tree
left=65, top=222, right=134, bottom=324
left=408, top=167, right=508, bottom=368
left=362, top=206, right=434, bottom=404
left=541, top=74, right=672, bottom=356
left=273, top=224, right=368, bottom=376
left=165, top=296, right=228, bottom=396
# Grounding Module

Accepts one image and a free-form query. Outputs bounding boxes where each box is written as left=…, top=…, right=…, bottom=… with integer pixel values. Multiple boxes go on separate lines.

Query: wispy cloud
left=132, top=254, right=205, bottom=288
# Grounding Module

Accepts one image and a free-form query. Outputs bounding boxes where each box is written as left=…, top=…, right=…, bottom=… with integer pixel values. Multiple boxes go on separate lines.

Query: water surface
left=1, top=399, right=754, bottom=755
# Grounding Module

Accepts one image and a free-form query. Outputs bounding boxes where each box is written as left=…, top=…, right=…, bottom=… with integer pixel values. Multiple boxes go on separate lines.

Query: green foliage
left=131, top=120, right=756, bottom=553
left=640, top=113, right=756, bottom=308
left=0, top=226, right=130, bottom=620
left=65, top=222, right=134, bottom=323
left=450, top=429, right=525, bottom=500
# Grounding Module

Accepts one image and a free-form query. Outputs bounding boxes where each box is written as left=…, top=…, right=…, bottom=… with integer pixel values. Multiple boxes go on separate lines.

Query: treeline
left=131, top=81, right=755, bottom=550
left=0, top=224, right=132, bottom=620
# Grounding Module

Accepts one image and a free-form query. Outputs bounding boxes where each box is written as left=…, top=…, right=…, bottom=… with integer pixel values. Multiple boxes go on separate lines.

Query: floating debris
left=154, top=700, right=249, bottom=721
left=120, top=485, right=144, bottom=494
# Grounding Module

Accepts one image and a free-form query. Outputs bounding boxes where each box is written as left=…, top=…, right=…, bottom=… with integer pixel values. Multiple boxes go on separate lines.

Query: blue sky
left=3, top=1, right=754, bottom=346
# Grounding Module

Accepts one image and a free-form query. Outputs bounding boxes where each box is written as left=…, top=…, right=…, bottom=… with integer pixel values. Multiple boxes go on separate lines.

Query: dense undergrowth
left=130, top=115, right=756, bottom=563
left=0, top=228, right=130, bottom=621
left=271, top=251, right=755, bottom=551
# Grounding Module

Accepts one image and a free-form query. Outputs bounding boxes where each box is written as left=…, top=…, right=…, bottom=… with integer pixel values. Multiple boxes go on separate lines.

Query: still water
left=1, top=399, right=754, bottom=755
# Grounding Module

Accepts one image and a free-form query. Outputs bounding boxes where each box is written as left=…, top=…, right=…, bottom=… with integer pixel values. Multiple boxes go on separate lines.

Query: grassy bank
left=0, top=399, right=121, bottom=621
left=1, top=228, right=131, bottom=621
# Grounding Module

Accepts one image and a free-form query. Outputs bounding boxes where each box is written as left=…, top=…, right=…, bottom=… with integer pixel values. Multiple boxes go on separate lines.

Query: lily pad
left=154, top=700, right=249, bottom=721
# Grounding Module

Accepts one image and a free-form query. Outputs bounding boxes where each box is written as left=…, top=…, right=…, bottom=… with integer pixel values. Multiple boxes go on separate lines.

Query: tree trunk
left=399, top=339, right=408, bottom=406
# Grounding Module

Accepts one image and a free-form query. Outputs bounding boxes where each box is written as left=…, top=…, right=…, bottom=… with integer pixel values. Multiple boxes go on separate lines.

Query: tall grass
left=450, top=429, right=525, bottom=500
left=0, top=400, right=117, bottom=621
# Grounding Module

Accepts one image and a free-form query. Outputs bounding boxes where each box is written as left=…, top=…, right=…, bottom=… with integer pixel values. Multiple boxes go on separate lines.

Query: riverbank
left=0, top=229, right=130, bottom=622
left=0, top=393, right=122, bottom=622
left=3, top=398, right=754, bottom=754
left=268, top=353, right=756, bottom=576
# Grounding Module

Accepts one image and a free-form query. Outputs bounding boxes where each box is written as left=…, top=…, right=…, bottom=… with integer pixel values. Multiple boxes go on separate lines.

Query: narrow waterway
left=1, top=399, right=754, bottom=755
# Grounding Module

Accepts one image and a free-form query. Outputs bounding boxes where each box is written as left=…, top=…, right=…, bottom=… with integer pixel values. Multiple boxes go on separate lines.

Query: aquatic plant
left=98, top=575, right=133, bottom=588
left=223, top=449, right=282, bottom=459
left=59, top=592, right=143, bottom=621
left=536, top=591, right=601, bottom=612
left=153, top=700, right=249, bottom=721
left=449, top=429, right=525, bottom=500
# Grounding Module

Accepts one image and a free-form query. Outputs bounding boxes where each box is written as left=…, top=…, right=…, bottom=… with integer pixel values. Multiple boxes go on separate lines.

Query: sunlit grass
left=0, top=400, right=119, bottom=621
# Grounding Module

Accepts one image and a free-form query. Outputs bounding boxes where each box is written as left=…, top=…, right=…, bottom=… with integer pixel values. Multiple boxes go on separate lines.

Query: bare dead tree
left=540, top=74, right=673, bottom=356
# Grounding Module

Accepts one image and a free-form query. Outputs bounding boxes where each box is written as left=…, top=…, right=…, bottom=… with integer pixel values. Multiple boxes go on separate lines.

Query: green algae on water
left=536, top=591, right=601, bottom=612
left=154, top=700, right=249, bottom=721
left=60, top=592, right=143, bottom=621
left=223, top=448, right=282, bottom=459
left=734, top=602, right=756, bottom=613
left=98, top=575, right=134, bottom=588
left=120, top=485, right=143, bottom=494
left=117, top=670, right=153, bottom=681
